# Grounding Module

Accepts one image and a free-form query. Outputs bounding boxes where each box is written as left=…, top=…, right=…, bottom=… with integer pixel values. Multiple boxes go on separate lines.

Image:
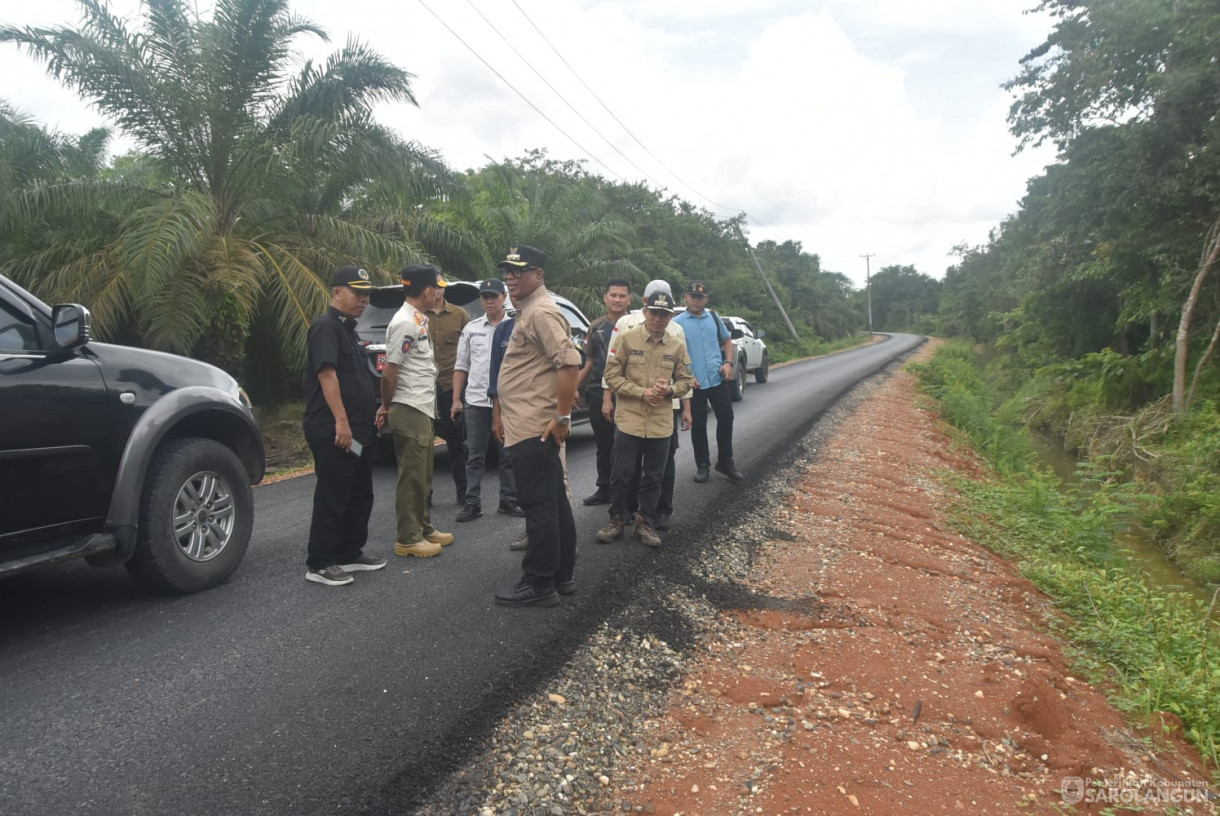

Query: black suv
left=0, top=275, right=265, bottom=593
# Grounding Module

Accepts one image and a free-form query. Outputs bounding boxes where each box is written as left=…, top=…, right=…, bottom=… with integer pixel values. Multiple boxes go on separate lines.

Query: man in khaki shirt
left=425, top=285, right=470, bottom=504
left=599, top=291, right=693, bottom=548
left=493, top=245, right=582, bottom=608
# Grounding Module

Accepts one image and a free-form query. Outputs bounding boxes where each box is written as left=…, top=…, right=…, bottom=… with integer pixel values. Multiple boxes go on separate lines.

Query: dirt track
left=608, top=341, right=1216, bottom=816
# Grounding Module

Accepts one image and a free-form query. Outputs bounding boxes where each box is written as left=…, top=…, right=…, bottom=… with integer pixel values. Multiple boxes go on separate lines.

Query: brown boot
left=634, top=518, right=662, bottom=548
left=596, top=516, right=626, bottom=544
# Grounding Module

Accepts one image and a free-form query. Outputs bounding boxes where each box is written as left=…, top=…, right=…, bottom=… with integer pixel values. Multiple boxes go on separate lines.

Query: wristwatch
left=555, top=414, right=572, bottom=425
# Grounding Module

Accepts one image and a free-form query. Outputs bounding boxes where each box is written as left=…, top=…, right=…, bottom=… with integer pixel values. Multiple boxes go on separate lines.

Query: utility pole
left=860, top=253, right=875, bottom=336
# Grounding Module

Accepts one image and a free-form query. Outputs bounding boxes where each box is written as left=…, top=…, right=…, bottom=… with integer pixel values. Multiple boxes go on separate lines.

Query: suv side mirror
left=730, top=328, right=744, bottom=340
left=51, top=304, right=92, bottom=352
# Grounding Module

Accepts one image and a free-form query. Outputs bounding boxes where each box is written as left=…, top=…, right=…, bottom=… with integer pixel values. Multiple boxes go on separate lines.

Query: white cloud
left=2, top=0, right=1061, bottom=285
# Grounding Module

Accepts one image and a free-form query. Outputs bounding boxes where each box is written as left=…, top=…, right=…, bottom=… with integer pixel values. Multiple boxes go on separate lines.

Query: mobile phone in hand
left=349, top=439, right=364, bottom=456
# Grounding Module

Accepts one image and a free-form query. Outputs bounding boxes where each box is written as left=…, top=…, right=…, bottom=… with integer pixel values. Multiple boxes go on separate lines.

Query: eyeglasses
left=500, top=266, right=537, bottom=280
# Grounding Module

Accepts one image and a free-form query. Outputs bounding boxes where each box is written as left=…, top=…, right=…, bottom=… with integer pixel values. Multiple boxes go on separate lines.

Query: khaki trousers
left=389, top=403, right=435, bottom=545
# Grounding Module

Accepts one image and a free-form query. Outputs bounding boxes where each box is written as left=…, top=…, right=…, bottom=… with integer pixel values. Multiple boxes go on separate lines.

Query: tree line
left=0, top=0, right=865, bottom=406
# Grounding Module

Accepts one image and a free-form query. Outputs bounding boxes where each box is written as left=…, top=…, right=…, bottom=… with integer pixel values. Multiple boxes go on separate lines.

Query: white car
left=721, top=315, right=769, bottom=402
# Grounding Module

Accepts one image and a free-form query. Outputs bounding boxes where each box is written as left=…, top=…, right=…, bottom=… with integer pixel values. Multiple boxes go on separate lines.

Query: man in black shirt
left=576, top=278, right=631, bottom=505
left=302, top=266, right=387, bottom=586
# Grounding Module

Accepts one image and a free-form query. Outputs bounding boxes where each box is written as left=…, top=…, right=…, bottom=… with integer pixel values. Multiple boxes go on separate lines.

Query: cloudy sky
left=1, top=0, right=1059, bottom=287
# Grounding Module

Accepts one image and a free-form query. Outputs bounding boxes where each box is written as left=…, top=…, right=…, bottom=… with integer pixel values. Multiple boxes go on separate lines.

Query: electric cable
left=416, top=0, right=623, bottom=181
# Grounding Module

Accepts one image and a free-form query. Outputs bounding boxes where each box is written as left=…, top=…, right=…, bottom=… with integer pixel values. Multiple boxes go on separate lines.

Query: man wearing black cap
left=302, top=266, right=386, bottom=586
left=451, top=278, right=517, bottom=522
left=673, top=280, right=743, bottom=484
left=493, top=245, right=582, bottom=607
left=599, top=291, right=694, bottom=547
left=379, top=264, right=456, bottom=560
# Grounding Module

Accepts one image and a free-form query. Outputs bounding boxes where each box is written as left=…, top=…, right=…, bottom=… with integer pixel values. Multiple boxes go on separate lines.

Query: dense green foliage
left=913, top=342, right=1220, bottom=771
left=0, top=1, right=863, bottom=402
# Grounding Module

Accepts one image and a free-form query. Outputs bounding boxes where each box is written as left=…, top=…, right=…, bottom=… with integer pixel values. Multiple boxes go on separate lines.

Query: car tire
left=755, top=351, right=769, bottom=383
left=126, top=438, right=254, bottom=593
left=729, top=354, right=746, bottom=402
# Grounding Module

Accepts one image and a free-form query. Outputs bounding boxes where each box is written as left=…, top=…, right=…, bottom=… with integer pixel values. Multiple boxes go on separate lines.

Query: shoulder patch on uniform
left=401, top=336, right=414, bottom=354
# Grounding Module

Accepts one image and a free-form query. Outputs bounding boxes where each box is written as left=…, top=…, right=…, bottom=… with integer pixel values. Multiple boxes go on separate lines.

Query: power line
left=415, top=0, right=622, bottom=181
left=463, top=0, right=668, bottom=191
left=509, top=0, right=762, bottom=226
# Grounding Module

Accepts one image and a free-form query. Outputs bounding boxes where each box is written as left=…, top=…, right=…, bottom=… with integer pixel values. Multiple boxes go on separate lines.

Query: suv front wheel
left=127, top=438, right=255, bottom=593
left=728, top=353, right=747, bottom=402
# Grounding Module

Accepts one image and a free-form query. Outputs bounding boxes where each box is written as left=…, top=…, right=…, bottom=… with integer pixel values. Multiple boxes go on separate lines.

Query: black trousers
left=609, top=430, right=671, bottom=525
left=626, top=409, right=679, bottom=517
left=690, top=381, right=734, bottom=466
left=305, top=433, right=374, bottom=569
left=509, top=436, right=576, bottom=590
left=586, top=386, right=615, bottom=491
left=435, top=388, right=467, bottom=501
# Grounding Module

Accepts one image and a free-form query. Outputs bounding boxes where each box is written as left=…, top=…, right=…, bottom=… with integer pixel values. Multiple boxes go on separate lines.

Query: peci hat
left=399, top=264, right=448, bottom=289
left=331, top=265, right=375, bottom=291
left=497, top=245, right=547, bottom=270
left=479, top=278, right=507, bottom=295
left=644, top=291, right=676, bottom=314
left=685, top=280, right=709, bottom=297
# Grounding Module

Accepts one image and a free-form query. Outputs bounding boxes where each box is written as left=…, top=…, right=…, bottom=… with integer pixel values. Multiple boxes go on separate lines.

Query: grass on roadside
left=910, top=341, right=1220, bottom=774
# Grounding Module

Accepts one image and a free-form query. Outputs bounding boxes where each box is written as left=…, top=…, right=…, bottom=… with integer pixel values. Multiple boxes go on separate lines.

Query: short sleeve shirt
left=603, top=324, right=693, bottom=438
left=454, top=315, right=503, bottom=408
left=674, top=309, right=730, bottom=389
left=303, top=306, right=375, bottom=444
left=498, top=286, right=583, bottom=446
left=385, top=300, right=438, bottom=418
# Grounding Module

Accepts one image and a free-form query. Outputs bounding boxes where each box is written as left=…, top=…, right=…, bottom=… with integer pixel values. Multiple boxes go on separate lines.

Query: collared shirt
left=674, top=309, right=730, bottom=389
left=454, top=313, right=506, bottom=408
left=603, top=310, right=686, bottom=408
left=604, top=324, right=693, bottom=438
left=425, top=300, right=469, bottom=391
left=303, top=306, right=376, bottom=444
left=385, top=300, right=437, bottom=418
left=498, top=285, right=583, bottom=447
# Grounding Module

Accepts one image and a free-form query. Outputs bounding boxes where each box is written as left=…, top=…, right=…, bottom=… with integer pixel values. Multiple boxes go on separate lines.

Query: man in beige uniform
left=598, top=291, right=694, bottom=547
left=493, top=245, right=582, bottom=608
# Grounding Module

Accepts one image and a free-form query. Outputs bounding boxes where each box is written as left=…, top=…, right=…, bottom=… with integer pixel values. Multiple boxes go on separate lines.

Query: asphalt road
left=0, top=333, right=924, bottom=816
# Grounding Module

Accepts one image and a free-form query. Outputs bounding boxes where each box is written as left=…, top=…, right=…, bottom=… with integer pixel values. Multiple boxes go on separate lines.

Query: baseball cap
left=643, top=279, right=672, bottom=298
left=685, top=280, right=709, bottom=297
left=497, top=245, right=547, bottom=269
left=644, top=291, right=676, bottom=313
left=331, top=266, right=374, bottom=291
left=399, top=264, right=448, bottom=289
left=479, top=278, right=507, bottom=295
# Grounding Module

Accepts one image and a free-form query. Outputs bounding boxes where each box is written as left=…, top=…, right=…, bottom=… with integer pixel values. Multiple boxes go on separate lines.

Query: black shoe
left=498, top=502, right=526, bottom=518
left=495, top=581, right=560, bottom=608
left=714, top=460, right=744, bottom=484
left=694, top=464, right=710, bottom=483
left=582, top=489, right=611, bottom=506
left=655, top=513, right=671, bottom=531
left=555, top=579, right=576, bottom=596
left=456, top=504, right=482, bottom=523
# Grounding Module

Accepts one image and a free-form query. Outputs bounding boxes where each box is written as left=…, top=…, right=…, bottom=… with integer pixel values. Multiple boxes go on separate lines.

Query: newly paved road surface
left=0, top=334, right=923, bottom=815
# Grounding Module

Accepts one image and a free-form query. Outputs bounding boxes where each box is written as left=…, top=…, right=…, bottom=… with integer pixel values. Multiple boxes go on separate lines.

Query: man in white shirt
left=451, top=278, right=517, bottom=522
left=379, top=264, right=456, bottom=558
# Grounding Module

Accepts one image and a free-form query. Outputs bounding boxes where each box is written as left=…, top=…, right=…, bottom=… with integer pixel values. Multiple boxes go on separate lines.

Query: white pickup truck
left=721, top=315, right=769, bottom=401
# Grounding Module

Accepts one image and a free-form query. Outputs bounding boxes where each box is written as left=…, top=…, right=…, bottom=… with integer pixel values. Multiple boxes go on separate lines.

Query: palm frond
left=118, top=190, right=213, bottom=308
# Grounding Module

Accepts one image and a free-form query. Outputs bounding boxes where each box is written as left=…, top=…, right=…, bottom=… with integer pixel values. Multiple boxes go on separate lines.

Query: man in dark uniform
left=302, top=266, right=388, bottom=586
left=493, top=245, right=582, bottom=607
left=577, top=278, right=632, bottom=505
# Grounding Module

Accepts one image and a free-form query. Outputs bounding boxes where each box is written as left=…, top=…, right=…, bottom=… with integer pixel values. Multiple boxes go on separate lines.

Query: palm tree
left=464, top=155, right=644, bottom=316
left=2, top=0, right=457, bottom=378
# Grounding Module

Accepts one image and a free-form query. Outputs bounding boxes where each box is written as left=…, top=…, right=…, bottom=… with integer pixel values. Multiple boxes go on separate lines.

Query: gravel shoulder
left=412, top=341, right=1216, bottom=816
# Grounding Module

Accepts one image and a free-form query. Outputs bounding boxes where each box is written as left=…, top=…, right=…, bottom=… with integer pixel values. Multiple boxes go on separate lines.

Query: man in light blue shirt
left=673, top=280, right=743, bottom=484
